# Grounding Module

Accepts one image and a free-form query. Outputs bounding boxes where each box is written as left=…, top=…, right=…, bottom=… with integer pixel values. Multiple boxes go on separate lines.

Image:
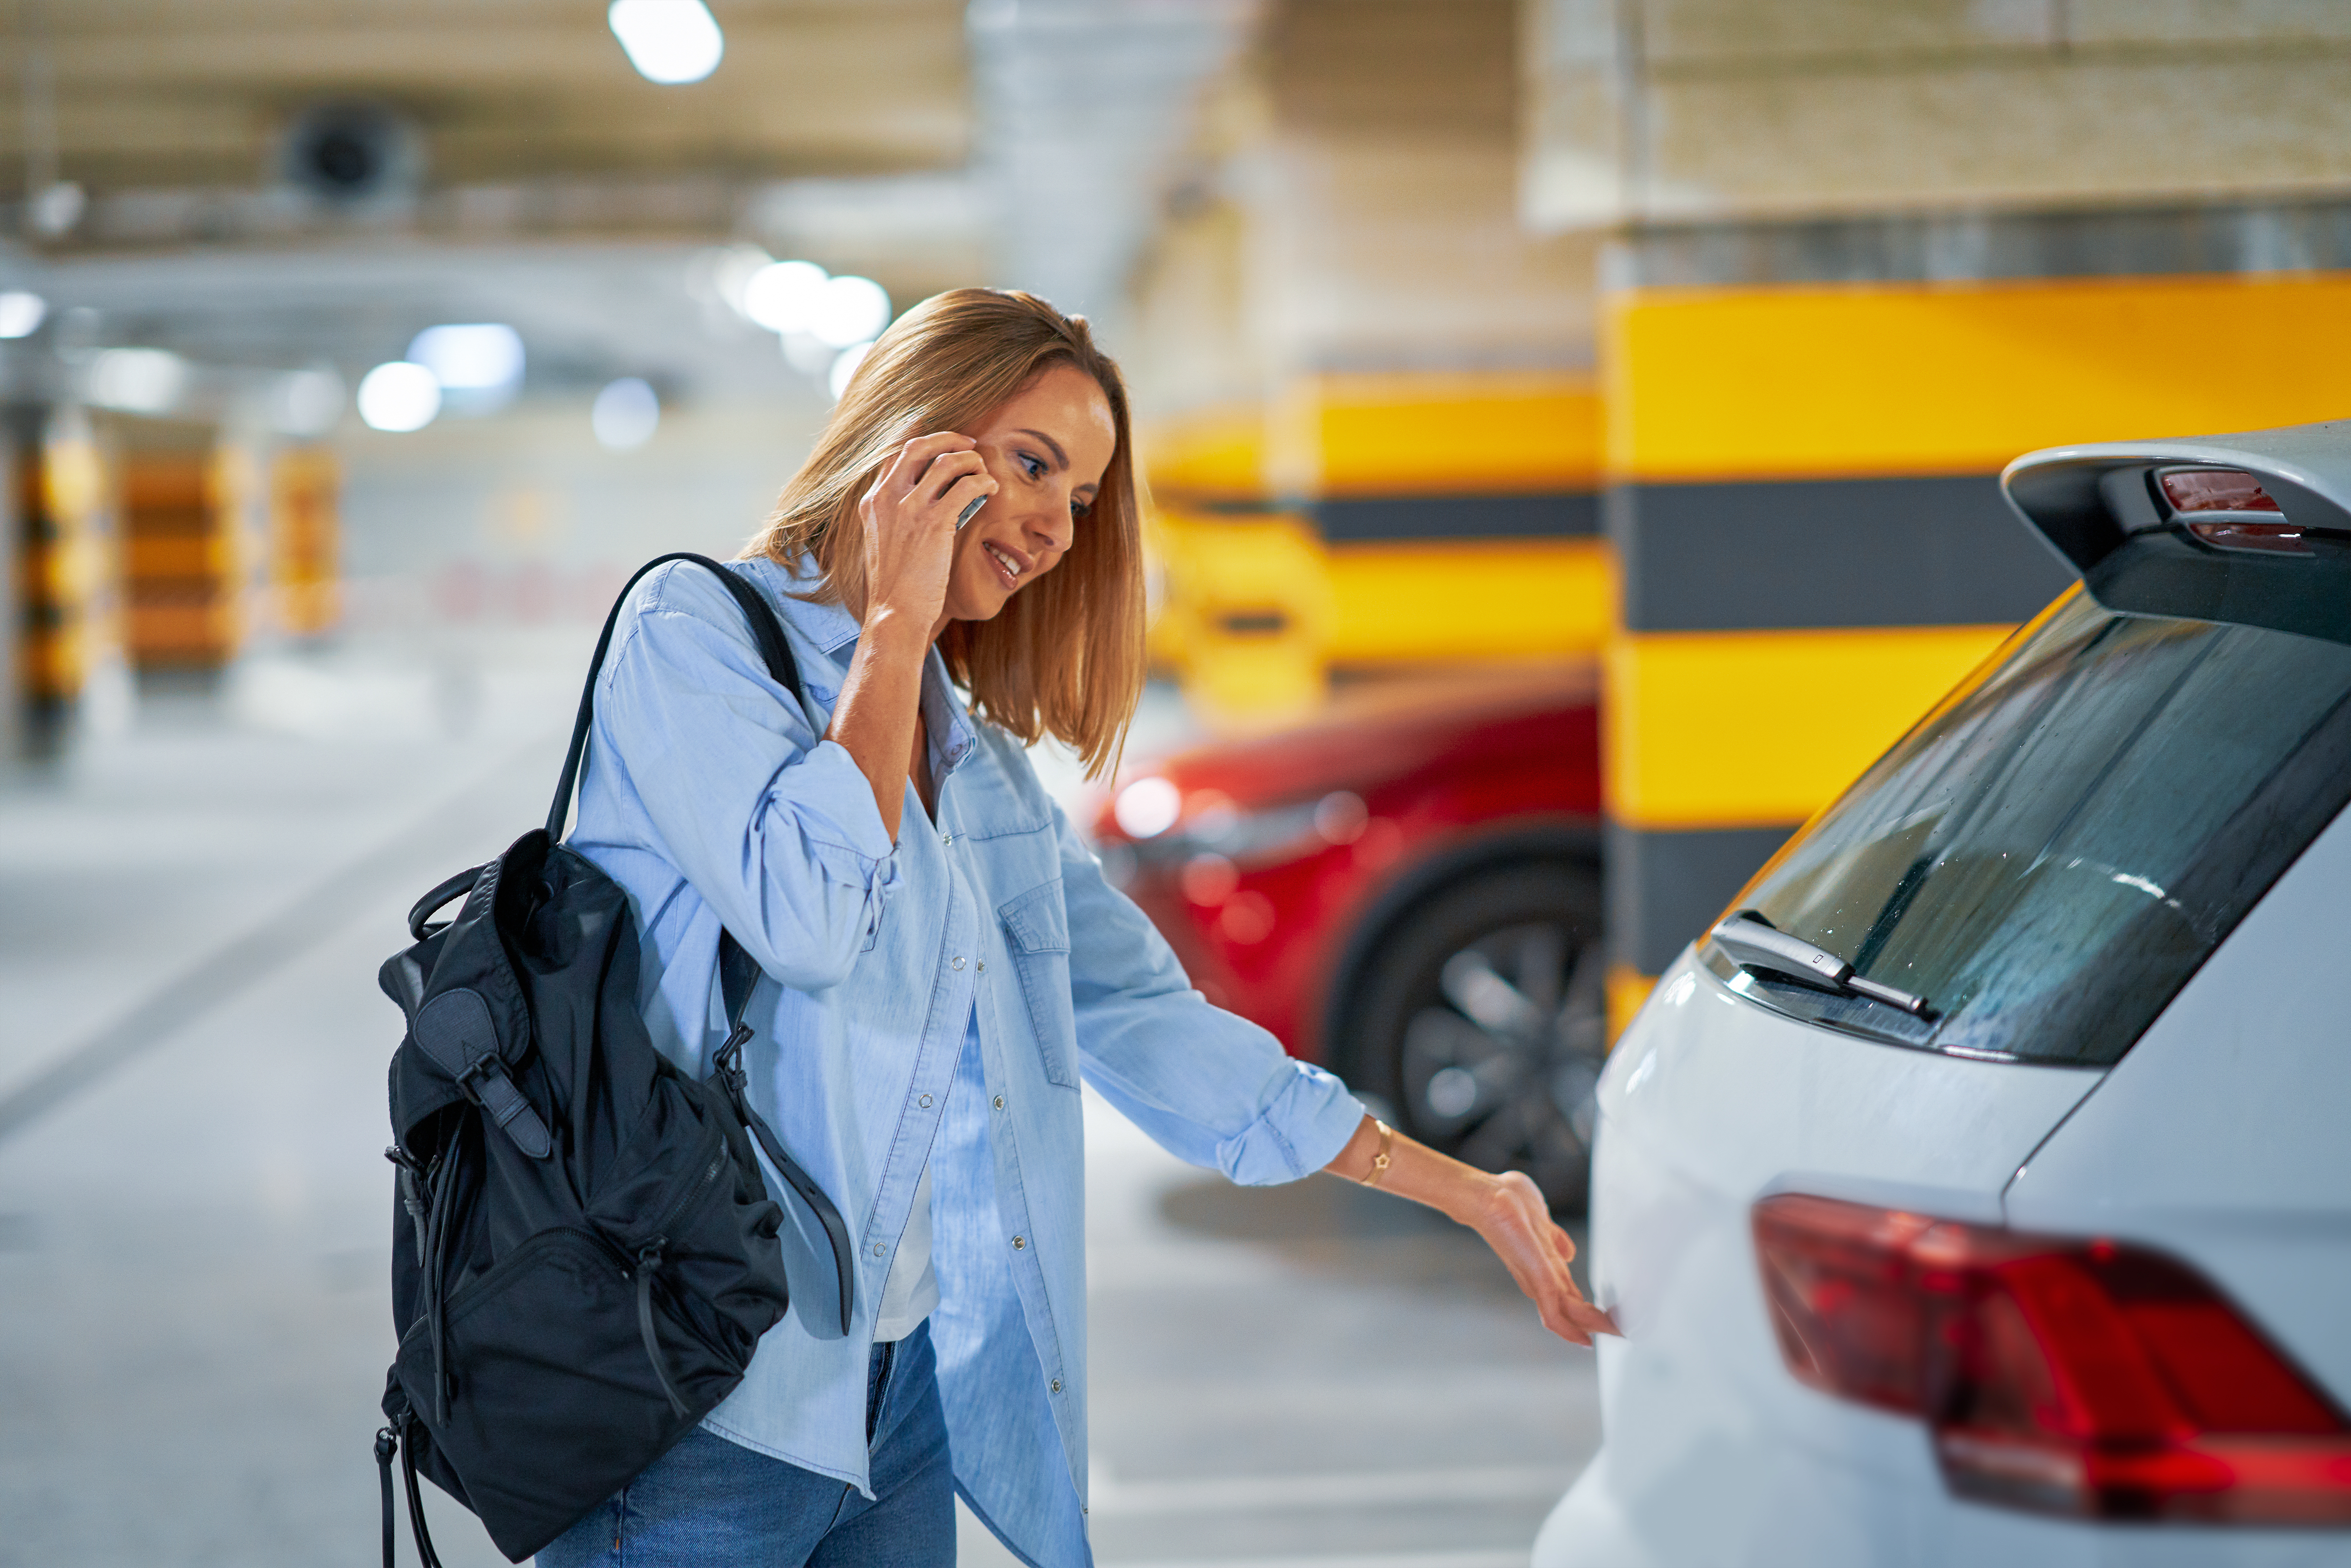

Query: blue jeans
left=535, top=1323, right=953, bottom=1567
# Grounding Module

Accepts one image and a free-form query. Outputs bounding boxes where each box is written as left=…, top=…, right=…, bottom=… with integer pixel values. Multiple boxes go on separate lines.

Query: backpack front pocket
left=998, top=878, right=1078, bottom=1087
left=396, top=1225, right=742, bottom=1560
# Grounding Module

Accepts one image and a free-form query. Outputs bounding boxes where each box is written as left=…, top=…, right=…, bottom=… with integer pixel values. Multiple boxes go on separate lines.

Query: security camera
left=281, top=103, right=423, bottom=207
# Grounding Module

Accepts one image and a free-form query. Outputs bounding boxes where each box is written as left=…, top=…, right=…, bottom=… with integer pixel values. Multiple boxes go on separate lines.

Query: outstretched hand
left=1323, top=1114, right=1619, bottom=1348
left=1471, top=1169, right=1620, bottom=1347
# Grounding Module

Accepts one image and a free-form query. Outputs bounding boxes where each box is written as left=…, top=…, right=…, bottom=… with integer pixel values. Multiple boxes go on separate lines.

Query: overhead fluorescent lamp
left=0, top=290, right=48, bottom=339
left=592, top=378, right=660, bottom=451
left=272, top=369, right=347, bottom=436
left=88, top=348, right=189, bottom=415
left=742, top=260, right=828, bottom=334
left=358, top=362, right=442, bottom=432
left=809, top=276, right=891, bottom=349
left=408, top=324, right=523, bottom=391
left=609, top=0, right=725, bottom=85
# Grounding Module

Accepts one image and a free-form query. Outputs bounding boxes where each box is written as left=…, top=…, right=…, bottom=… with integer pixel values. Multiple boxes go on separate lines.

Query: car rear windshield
left=1710, top=586, right=2351, bottom=1066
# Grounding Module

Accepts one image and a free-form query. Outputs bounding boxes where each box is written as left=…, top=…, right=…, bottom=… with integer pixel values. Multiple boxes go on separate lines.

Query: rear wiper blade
left=1708, top=911, right=1937, bottom=1020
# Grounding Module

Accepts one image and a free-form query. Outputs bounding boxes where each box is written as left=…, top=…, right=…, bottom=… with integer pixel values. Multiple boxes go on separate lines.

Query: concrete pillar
left=1516, top=0, right=2351, bottom=1028
left=7, top=402, right=108, bottom=756
left=117, top=423, right=242, bottom=684
left=1128, top=0, right=1606, bottom=719
left=267, top=446, right=341, bottom=641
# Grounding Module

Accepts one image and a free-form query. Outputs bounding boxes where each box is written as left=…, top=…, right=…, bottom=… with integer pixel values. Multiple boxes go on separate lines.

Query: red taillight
left=2159, top=467, right=2284, bottom=515
left=1753, top=1194, right=2351, bottom=1525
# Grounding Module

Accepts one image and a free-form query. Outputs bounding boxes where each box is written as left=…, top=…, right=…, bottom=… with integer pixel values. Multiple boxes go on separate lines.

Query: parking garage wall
left=1602, top=198, right=2351, bottom=1024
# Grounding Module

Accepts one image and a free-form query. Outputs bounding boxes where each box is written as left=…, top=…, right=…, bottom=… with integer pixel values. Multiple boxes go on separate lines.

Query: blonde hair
left=743, top=288, right=1145, bottom=779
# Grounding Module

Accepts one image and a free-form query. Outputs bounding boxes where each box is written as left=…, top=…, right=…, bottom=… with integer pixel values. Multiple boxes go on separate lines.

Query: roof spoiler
left=2000, top=420, right=2351, bottom=649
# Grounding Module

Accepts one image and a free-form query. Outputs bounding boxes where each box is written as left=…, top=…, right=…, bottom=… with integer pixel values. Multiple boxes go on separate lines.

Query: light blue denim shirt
left=570, top=556, right=1366, bottom=1568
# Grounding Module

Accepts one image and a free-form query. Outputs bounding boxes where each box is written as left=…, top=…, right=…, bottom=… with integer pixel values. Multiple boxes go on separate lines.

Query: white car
left=1537, top=422, right=2351, bottom=1567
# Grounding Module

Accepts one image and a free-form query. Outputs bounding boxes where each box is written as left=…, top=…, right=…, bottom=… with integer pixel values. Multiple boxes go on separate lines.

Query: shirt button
left=873, top=1242, right=886, bottom=1258
left=942, top=832, right=954, bottom=845
left=1050, top=1378, right=1062, bottom=1393
left=993, top=1095, right=1005, bottom=1110
left=976, top=959, right=985, bottom=973
left=952, top=956, right=966, bottom=970
left=1012, top=1235, right=1025, bottom=1250
left=919, top=1094, right=933, bottom=1109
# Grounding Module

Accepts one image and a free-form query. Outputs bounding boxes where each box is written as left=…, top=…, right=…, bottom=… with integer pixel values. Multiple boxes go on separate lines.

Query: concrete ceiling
left=5, top=0, right=972, bottom=219
left=0, top=0, right=1261, bottom=420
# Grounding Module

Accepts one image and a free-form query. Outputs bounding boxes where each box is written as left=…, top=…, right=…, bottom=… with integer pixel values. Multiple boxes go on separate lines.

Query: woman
left=553, top=288, right=1616, bottom=1568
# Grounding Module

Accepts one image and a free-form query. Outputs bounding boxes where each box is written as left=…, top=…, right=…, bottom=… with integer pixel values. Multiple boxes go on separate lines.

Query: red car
left=1089, top=669, right=1609, bottom=1209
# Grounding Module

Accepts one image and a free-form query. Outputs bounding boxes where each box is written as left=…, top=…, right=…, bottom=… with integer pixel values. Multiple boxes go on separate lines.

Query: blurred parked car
left=1091, top=668, right=1607, bottom=1209
left=1538, top=422, right=2351, bottom=1565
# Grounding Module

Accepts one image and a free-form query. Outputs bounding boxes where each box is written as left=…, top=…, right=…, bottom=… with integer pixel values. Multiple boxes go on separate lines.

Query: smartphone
left=957, top=495, right=987, bottom=530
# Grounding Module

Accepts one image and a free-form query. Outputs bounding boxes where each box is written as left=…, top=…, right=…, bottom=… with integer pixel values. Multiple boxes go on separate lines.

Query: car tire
left=1337, top=863, right=1608, bottom=1215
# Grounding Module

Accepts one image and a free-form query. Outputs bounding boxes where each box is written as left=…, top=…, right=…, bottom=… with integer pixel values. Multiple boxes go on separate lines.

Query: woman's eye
left=1071, top=498, right=1092, bottom=520
left=1019, top=454, right=1045, bottom=479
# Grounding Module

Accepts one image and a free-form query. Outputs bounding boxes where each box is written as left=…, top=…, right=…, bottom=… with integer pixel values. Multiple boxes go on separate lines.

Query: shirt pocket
left=997, top=877, right=1079, bottom=1088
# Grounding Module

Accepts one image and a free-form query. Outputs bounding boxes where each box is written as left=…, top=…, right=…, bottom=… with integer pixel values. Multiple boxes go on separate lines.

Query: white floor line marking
left=1089, top=1463, right=1574, bottom=1517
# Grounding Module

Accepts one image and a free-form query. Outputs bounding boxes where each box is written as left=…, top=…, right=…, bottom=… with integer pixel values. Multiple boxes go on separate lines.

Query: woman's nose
left=1027, top=492, right=1075, bottom=554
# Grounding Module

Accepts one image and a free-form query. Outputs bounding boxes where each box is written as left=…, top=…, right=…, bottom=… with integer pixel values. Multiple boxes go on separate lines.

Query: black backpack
left=372, top=553, right=856, bottom=1566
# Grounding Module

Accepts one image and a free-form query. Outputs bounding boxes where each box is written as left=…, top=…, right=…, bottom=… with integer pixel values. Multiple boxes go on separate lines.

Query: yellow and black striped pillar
left=1144, top=373, right=1610, bottom=718
left=1306, top=373, right=1608, bottom=669
left=121, top=444, right=242, bottom=677
left=9, top=404, right=108, bottom=755
left=269, top=446, right=341, bottom=640
left=1601, top=202, right=2351, bottom=1031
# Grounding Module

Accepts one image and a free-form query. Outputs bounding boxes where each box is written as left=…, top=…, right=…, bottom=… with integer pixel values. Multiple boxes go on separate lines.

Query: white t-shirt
left=872, top=1160, right=938, bottom=1342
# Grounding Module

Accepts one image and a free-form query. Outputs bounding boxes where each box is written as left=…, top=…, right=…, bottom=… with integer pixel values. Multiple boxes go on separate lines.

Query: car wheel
left=1340, top=864, right=1608, bottom=1214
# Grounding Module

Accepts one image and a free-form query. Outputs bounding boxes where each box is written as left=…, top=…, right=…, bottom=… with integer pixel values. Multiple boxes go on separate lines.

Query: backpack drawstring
left=375, top=1415, right=446, bottom=1568
left=375, top=1426, right=397, bottom=1568
left=634, top=1239, right=692, bottom=1418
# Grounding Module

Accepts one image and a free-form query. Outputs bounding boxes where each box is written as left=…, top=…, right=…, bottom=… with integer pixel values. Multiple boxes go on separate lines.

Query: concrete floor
left=0, top=639, right=1599, bottom=1568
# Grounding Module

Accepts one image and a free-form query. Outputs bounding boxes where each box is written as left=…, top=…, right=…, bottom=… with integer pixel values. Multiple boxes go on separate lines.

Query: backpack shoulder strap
left=545, top=552, right=804, bottom=840
left=543, top=551, right=856, bottom=1334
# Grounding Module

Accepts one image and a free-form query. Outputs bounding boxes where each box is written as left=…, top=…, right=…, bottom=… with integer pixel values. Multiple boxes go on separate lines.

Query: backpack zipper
left=646, top=1120, right=730, bottom=1244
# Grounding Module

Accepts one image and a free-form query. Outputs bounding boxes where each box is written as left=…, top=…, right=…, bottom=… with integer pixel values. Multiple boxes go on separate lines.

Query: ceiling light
left=702, top=244, right=773, bottom=316
left=28, top=181, right=84, bottom=238
left=809, top=276, right=891, bottom=348
left=742, top=260, right=828, bottom=333
left=357, top=362, right=441, bottom=432
left=0, top=290, right=46, bottom=339
left=828, top=342, right=874, bottom=402
left=88, top=349, right=188, bottom=415
left=609, top=0, right=725, bottom=85
left=272, top=369, right=346, bottom=436
left=592, top=378, right=661, bottom=451
left=407, top=324, right=523, bottom=391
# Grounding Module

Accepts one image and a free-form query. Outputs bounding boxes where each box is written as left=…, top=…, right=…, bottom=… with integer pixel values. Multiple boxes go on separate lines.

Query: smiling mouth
left=983, top=541, right=1023, bottom=589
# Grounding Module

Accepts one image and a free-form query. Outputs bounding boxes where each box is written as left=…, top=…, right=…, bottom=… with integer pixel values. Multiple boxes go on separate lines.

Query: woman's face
left=939, top=363, right=1117, bottom=624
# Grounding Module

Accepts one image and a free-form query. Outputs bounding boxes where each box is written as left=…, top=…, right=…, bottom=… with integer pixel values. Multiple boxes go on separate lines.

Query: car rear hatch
left=1561, top=426, right=2351, bottom=1563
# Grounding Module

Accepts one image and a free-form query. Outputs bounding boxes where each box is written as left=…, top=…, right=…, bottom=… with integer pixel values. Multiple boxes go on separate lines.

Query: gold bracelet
left=1358, top=1119, right=1393, bottom=1188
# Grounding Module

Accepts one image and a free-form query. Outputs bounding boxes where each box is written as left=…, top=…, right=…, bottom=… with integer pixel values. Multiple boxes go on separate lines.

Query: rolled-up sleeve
left=1057, top=804, right=1365, bottom=1184
left=592, top=564, right=901, bottom=992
